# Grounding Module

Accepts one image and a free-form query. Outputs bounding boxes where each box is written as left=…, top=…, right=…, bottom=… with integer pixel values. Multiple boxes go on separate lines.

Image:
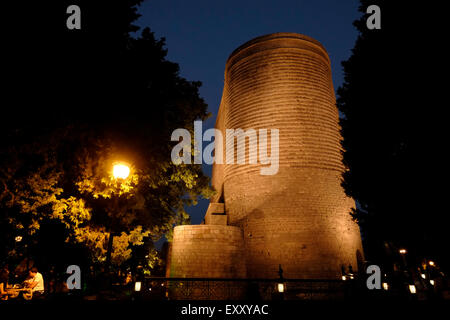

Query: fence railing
left=136, top=277, right=359, bottom=300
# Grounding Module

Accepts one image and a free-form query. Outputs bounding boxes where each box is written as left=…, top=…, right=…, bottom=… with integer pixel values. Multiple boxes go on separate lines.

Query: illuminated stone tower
left=169, top=33, right=363, bottom=281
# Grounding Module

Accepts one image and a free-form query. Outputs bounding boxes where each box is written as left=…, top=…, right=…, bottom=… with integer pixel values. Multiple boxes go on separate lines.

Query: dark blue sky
left=135, top=0, right=361, bottom=224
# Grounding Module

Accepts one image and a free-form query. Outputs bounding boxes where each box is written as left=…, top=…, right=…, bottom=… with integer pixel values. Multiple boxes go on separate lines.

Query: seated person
left=0, top=267, right=10, bottom=300
left=24, top=267, right=44, bottom=298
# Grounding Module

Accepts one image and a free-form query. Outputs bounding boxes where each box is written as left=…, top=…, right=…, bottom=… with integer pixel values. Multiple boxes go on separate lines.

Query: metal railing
left=136, top=277, right=357, bottom=300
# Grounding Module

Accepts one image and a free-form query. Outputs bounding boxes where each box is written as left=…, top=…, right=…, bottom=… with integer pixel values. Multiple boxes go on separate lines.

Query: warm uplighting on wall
left=113, top=163, right=130, bottom=179
left=408, top=285, right=416, bottom=294
left=134, top=281, right=142, bottom=292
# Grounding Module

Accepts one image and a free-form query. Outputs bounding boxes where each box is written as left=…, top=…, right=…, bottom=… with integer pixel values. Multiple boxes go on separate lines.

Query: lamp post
left=275, top=264, right=285, bottom=300
left=105, top=163, right=131, bottom=268
left=399, top=248, right=407, bottom=268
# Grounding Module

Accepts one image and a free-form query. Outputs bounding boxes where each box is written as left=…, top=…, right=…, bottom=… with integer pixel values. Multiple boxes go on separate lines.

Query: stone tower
left=169, top=33, right=363, bottom=281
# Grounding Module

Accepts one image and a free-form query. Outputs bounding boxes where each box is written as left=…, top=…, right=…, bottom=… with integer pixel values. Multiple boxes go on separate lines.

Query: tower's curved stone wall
left=212, top=33, right=363, bottom=279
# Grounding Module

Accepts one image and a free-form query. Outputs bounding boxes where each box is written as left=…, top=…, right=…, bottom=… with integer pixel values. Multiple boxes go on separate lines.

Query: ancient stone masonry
left=168, top=33, right=363, bottom=281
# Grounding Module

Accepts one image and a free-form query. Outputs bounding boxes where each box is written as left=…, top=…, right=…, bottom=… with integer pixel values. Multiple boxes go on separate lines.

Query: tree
left=1, top=1, right=212, bottom=270
left=337, top=0, right=448, bottom=270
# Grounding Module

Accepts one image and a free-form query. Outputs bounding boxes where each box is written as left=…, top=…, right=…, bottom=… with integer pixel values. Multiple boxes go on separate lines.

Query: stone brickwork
left=213, top=33, right=363, bottom=279
left=204, top=203, right=227, bottom=225
left=169, top=225, right=246, bottom=278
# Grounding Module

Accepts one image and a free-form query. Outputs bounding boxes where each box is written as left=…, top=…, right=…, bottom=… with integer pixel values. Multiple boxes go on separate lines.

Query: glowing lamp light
left=382, top=282, right=389, bottom=291
left=277, top=283, right=285, bottom=293
left=429, top=261, right=435, bottom=267
left=134, top=281, right=142, bottom=292
left=342, top=276, right=347, bottom=281
left=408, top=285, right=416, bottom=294
left=15, top=236, right=22, bottom=242
left=113, top=164, right=130, bottom=179
left=421, top=274, right=426, bottom=279
left=399, top=249, right=407, bottom=254
left=430, top=280, right=435, bottom=286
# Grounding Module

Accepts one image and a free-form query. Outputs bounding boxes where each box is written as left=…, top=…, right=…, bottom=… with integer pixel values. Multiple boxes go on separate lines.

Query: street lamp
left=399, top=249, right=408, bottom=268
left=113, top=163, right=130, bottom=179
left=135, top=281, right=142, bottom=292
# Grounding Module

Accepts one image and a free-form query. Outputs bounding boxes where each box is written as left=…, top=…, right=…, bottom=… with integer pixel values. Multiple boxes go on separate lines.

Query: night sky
left=135, top=0, right=361, bottom=224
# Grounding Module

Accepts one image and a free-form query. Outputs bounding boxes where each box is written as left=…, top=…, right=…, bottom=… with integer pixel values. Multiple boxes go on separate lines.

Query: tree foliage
left=337, top=0, right=447, bottom=268
left=1, top=1, right=213, bottom=269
